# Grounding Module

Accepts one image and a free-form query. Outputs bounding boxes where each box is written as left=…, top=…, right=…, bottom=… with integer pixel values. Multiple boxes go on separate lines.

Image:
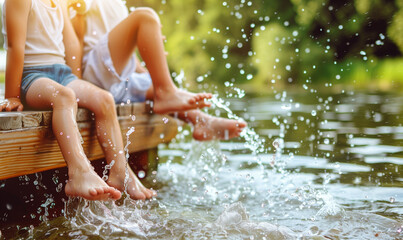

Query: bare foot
left=107, top=167, right=156, bottom=200
left=65, top=169, right=122, bottom=201
left=192, top=114, right=247, bottom=141
left=153, top=88, right=212, bottom=114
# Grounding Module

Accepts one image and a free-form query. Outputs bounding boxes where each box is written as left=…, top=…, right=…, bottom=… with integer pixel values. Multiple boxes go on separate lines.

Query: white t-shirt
left=76, top=0, right=129, bottom=59
left=2, top=0, right=65, bottom=67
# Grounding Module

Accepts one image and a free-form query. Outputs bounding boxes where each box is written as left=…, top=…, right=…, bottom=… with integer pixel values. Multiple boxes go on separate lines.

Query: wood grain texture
left=0, top=103, right=178, bottom=180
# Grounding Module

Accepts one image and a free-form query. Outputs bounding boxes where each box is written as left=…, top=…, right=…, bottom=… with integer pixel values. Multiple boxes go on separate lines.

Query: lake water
left=1, top=88, right=402, bottom=239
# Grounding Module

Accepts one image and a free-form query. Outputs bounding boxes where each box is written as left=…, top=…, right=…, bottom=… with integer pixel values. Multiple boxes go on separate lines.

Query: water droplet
left=126, top=127, right=135, bottom=136
left=6, top=204, right=12, bottom=210
left=390, top=197, right=395, bottom=203
left=224, top=130, right=229, bottom=140
left=162, top=117, right=169, bottom=124
left=138, top=171, right=146, bottom=179
left=353, top=177, right=362, bottom=184
left=56, top=183, right=63, bottom=193
left=311, top=110, right=317, bottom=116
left=281, top=104, right=291, bottom=110
left=273, top=140, right=279, bottom=149
left=375, top=40, right=384, bottom=46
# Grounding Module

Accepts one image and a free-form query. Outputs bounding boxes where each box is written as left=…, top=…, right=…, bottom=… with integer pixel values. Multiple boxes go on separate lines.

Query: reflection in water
left=4, top=92, right=403, bottom=239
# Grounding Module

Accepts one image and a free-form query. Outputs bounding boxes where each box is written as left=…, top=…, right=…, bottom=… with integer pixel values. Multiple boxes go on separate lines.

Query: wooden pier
left=0, top=102, right=179, bottom=234
left=0, top=102, right=178, bottom=180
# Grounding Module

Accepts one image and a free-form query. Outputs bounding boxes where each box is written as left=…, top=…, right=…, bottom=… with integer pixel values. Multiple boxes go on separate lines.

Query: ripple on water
left=4, top=93, right=403, bottom=240
left=347, top=145, right=403, bottom=155
left=365, top=156, right=403, bottom=165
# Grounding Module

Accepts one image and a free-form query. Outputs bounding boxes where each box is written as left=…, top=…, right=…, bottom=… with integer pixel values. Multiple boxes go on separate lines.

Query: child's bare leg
left=67, top=80, right=156, bottom=200
left=25, top=78, right=121, bottom=201
left=177, top=110, right=247, bottom=141
left=108, top=7, right=212, bottom=114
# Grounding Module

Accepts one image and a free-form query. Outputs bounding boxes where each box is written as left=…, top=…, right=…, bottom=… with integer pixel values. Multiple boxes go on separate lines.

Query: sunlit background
left=126, top=0, right=403, bottom=91
left=1, top=0, right=403, bottom=90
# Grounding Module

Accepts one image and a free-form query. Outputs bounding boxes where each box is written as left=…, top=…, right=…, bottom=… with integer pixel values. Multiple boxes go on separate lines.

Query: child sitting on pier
left=69, top=0, right=247, bottom=141
left=1, top=0, right=155, bottom=200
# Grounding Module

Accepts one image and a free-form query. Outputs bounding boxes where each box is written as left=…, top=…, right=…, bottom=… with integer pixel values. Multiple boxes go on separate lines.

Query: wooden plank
left=21, top=111, right=43, bottom=128
left=117, top=103, right=133, bottom=116
left=76, top=108, right=92, bottom=122
left=0, top=113, right=22, bottom=130
left=42, top=111, right=52, bottom=126
left=0, top=103, right=178, bottom=180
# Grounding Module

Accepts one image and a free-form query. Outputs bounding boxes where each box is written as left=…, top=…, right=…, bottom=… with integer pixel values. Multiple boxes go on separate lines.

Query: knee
left=52, top=87, right=77, bottom=108
left=132, top=7, right=161, bottom=26
left=92, top=90, right=116, bottom=116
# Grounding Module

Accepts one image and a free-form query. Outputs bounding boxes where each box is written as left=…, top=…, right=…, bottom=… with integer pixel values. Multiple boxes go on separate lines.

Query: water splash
left=62, top=198, right=157, bottom=239
left=212, top=202, right=299, bottom=240
left=102, top=160, right=115, bottom=181
left=123, top=127, right=135, bottom=190
left=9, top=90, right=402, bottom=240
left=209, top=94, right=266, bottom=156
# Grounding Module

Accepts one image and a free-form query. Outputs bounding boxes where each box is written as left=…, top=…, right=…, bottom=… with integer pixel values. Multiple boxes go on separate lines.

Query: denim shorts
left=21, top=64, right=77, bottom=100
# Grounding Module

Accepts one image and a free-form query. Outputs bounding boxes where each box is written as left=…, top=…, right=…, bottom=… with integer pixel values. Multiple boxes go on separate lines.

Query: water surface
left=2, top=90, right=403, bottom=239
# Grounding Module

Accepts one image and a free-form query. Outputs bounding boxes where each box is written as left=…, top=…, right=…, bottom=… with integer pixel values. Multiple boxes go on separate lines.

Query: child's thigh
left=66, top=79, right=114, bottom=110
left=25, top=78, right=75, bottom=109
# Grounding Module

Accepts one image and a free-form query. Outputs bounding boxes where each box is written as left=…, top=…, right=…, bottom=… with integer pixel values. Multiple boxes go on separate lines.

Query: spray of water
left=207, top=93, right=350, bottom=225
left=210, top=95, right=266, bottom=155
left=123, top=127, right=136, bottom=192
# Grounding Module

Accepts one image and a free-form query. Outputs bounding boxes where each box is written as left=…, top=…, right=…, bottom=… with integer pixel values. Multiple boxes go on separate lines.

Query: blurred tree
left=388, top=0, right=403, bottom=53
left=1, top=1, right=402, bottom=86
left=128, top=0, right=402, bottom=88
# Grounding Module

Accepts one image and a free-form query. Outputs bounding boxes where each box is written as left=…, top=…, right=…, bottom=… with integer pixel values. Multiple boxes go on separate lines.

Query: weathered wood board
left=0, top=102, right=178, bottom=180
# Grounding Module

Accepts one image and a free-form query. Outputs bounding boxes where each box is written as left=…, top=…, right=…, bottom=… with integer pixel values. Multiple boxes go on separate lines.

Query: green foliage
left=251, top=23, right=298, bottom=85
left=129, top=0, right=403, bottom=89
left=388, top=7, right=403, bottom=53
left=2, top=0, right=401, bottom=89
left=291, top=0, right=325, bottom=26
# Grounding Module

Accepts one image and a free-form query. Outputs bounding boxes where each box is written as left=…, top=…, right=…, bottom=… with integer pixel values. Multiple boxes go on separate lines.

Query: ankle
left=67, top=164, right=93, bottom=179
left=154, top=85, right=177, bottom=97
left=108, top=164, right=127, bottom=179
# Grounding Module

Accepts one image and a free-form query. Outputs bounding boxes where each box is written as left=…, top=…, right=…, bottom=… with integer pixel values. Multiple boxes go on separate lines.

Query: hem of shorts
left=23, top=62, right=66, bottom=68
